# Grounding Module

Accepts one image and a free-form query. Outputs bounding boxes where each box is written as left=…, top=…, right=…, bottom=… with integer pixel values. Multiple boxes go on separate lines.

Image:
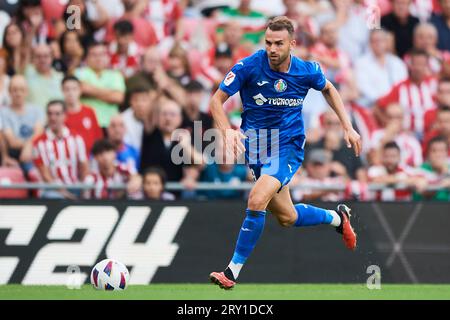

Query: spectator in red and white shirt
left=283, top=0, right=316, bottom=53
left=368, top=141, right=427, bottom=201
left=404, top=22, right=450, bottom=75
left=369, top=103, right=423, bottom=167
left=140, top=0, right=184, bottom=39
left=104, top=0, right=159, bottom=48
left=375, top=49, right=438, bottom=137
left=310, top=21, right=352, bottom=86
left=18, top=0, right=53, bottom=46
left=410, top=0, right=442, bottom=21
left=291, top=149, right=347, bottom=202
left=84, top=139, right=142, bottom=199
left=372, top=0, right=442, bottom=20
left=220, top=21, right=253, bottom=64
left=423, top=77, right=450, bottom=133
left=423, top=105, right=450, bottom=157
left=211, top=44, right=234, bottom=82
left=109, top=20, right=141, bottom=78
left=62, top=76, right=103, bottom=155
left=32, top=100, right=89, bottom=199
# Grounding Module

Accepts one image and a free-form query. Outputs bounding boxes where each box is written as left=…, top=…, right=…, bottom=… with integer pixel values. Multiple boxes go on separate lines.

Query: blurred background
left=0, top=0, right=449, bottom=201
left=0, top=0, right=449, bottom=286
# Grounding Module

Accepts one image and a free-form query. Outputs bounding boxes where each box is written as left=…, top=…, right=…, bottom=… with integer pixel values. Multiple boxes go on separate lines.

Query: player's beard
left=269, top=50, right=290, bottom=67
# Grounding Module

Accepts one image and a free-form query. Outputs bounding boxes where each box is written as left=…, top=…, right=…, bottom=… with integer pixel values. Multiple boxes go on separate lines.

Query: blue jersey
left=219, top=49, right=326, bottom=143
left=219, top=50, right=327, bottom=188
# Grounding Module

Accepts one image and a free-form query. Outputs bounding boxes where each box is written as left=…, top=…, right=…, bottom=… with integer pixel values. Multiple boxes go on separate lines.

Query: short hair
left=159, top=93, right=181, bottom=107
left=143, top=166, right=167, bottom=185
left=86, top=40, right=106, bottom=54
left=413, top=22, right=438, bottom=38
left=185, top=80, right=204, bottom=93
left=215, top=43, right=232, bottom=58
left=168, top=43, right=190, bottom=73
left=20, top=0, right=41, bottom=7
left=266, top=16, right=295, bottom=37
left=383, top=141, right=401, bottom=152
left=3, top=23, right=25, bottom=52
left=128, top=85, right=152, bottom=97
left=61, top=75, right=80, bottom=86
left=91, top=139, right=116, bottom=156
left=427, top=136, right=448, bottom=152
left=59, top=30, right=83, bottom=56
left=47, top=99, right=66, bottom=113
left=439, top=77, right=450, bottom=85
left=113, top=19, right=134, bottom=35
left=408, top=48, right=429, bottom=59
left=438, top=105, right=450, bottom=112
left=369, top=28, right=388, bottom=38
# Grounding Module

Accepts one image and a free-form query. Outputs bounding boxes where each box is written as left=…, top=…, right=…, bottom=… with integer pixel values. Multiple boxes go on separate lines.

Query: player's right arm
left=210, top=58, right=252, bottom=159
left=210, top=89, right=232, bottom=131
left=210, top=89, right=246, bottom=159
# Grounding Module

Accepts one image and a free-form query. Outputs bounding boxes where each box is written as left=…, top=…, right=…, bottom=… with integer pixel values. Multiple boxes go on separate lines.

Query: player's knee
left=247, top=192, right=268, bottom=211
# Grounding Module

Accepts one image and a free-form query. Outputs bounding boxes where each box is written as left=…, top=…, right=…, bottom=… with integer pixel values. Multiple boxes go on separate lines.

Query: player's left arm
left=321, top=80, right=362, bottom=157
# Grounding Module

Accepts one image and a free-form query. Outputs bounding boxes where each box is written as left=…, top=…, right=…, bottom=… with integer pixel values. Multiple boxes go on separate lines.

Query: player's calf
left=293, top=203, right=341, bottom=227
left=273, top=211, right=297, bottom=227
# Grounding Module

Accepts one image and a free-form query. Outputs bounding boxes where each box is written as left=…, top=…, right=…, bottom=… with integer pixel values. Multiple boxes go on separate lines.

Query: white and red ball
left=90, top=259, right=130, bottom=291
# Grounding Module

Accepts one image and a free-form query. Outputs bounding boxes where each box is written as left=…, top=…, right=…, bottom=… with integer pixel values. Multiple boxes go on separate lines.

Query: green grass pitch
left=1, top=284, right=450, bottom=300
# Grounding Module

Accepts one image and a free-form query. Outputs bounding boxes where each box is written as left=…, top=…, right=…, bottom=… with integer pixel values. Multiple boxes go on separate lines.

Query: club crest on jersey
left=274, top=79, right=287, bottom=92
left=224, top=71, right=236, bottom=86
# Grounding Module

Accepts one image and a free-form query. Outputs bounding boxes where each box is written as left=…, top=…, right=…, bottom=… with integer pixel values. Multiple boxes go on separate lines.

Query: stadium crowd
left=0, top=0, right=449, bottom=201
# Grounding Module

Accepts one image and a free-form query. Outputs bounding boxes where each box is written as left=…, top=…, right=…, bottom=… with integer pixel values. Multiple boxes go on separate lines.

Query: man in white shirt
left=122, top=86, right=157, bottom=153
left=355, top=29, right=408, bottom=108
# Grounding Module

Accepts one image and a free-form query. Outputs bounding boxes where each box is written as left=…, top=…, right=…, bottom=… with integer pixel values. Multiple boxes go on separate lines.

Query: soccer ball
left=90, top=259, right=130, bottom=291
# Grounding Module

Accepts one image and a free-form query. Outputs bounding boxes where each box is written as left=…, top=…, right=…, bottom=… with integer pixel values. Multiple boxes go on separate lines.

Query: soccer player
left=208, top=16, right=362, bottom=290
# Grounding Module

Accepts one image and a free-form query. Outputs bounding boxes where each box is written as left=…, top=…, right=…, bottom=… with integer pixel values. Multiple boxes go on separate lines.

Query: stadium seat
left=0, top=167, right=28, bottom=199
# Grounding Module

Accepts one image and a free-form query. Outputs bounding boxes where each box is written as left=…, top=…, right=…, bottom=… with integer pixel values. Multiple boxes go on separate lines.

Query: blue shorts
left=246, top=135, right=305, bottom=192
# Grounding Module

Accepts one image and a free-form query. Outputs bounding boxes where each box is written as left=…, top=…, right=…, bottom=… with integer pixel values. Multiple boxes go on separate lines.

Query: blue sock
left=231, top=209, right=266, bottom=267
left=294, top=203, right=335, bottom=227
